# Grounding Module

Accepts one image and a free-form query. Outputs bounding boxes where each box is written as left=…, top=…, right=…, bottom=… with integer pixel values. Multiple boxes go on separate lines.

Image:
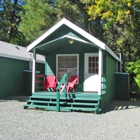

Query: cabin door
left=84, top=53, right=99, bottom=92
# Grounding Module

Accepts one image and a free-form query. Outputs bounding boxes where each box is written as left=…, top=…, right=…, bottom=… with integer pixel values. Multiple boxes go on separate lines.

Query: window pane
left=92, top=57, right=95, bottom=61
left=96, top=57, right=98, bottom=61
left=57, top=55, right=78, bottom=82
left=88, top=68, right=91, bottom=73
left=71, top=62, right=77, bottom=68
left=71, top=56, right=77, bottom=62
left=58, top=56, right=64, bottom=62
left=89, top=63, right=91, bottom=68
left=91, top=68, right=95, bottom=73
left=65, top=62, right=70, bottom=68
left=65, top=56, right=71, bottom=62
left=92, top=63, right=95, bottom=67
left=96, top=63, right=98, bottom=67
left=96, top=68, right=98, bottom=73
left=89, top=57, right=91, bottom=62
left=88, top=56, right=98, bottom=74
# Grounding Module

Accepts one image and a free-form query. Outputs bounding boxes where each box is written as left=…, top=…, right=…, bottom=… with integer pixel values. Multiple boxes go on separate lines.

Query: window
left=56, top=54, right=79, bottom=83
left=88, top=56, right=98, bottom=73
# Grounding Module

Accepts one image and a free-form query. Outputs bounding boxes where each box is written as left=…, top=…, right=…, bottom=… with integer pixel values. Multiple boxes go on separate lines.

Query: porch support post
left=98, top=48, right=102, bottom=95
left=32, top=49, right=36, bottom=93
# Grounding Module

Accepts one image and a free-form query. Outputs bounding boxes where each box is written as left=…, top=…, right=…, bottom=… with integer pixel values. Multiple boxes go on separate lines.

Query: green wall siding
left=101, top=52, right=118, bottom=110
left=45, top=45, right=98, bottom=91
left=115, top=73, right=129, bottom=100
left=0, top=57, right=44, bottom=98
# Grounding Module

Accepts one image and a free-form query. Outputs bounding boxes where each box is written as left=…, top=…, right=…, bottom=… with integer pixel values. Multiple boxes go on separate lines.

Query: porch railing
left=101, top=75, right=106, bottom=94
left=56, top=74, right=67, bottom=112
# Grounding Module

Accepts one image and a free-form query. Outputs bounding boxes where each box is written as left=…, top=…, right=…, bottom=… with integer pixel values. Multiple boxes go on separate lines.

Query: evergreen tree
left=19, top=0, right=83, bottom=43
left=0, top=0, right=27, bottom=45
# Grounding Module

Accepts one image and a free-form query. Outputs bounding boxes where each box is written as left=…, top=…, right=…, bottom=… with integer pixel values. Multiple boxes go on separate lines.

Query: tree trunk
left=7, top=0, right=18, bottom=42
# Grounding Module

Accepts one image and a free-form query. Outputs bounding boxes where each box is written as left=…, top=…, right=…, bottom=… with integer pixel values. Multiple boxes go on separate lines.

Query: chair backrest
left=69, top=76, right=78, bottom=84
left=46, top=75, right=56, bottom=85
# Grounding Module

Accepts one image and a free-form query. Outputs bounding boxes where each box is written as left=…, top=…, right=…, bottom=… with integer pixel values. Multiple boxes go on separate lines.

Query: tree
left=81, top=0, right=140, bottom=70
left=69, top=0, right=105, bottom=41
left=19, top=0, right=83, bottom=43
left=0, top=0, right=27, bottom=45
left=127, top=59, right=140, bottom=93
left=19, top=0, right=105, bottom=44
left=81, top=0, right=140, bottom=92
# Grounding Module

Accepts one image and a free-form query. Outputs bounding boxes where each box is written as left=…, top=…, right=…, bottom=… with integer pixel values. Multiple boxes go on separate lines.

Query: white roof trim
left=27, top=18, right=106, bottom=52
left=105, top=45, right=120, bottom=62
left=0, top=53, right=44, bottom=63
left=36, top=35, right=95, bottom=49
left=27, top=18, right=120, bottom=61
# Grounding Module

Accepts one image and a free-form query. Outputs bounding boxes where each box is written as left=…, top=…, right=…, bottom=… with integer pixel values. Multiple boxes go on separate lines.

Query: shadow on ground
left=0, top=96, right=29, bottom=102
left=102, top=95, right=140, bottom=113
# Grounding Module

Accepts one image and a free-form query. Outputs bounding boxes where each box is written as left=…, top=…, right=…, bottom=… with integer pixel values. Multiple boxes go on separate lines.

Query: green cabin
left=0, top=41, right=44, bottom=98
left=24, top=18, right=124, bottom=113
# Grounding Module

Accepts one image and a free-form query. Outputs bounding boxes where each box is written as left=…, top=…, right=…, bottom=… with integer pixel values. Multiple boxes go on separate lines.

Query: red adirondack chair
left=43, top=75, right=57, bottom=92
left=66, top=76, right=78, bottom=93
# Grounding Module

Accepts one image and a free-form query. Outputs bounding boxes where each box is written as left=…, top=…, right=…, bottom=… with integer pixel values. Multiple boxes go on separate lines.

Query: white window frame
left=56, top=54, right=79, bottom=84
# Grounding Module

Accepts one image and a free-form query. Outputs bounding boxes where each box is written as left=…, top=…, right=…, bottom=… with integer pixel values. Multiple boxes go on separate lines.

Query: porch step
left=24, top=92, right=101, bottom=113
left=26, top=99, right=98, bottom=106
left=61, top=102, right=98, bottom=106
left=29, top=96, right=66, bottom=100
left=60, top=106, right=98, bottom=111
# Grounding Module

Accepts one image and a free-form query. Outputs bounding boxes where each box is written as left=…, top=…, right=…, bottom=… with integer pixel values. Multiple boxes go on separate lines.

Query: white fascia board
left=27, top=19, right=65, bottom=52
left=0, top=53, right=44, bottom=63
left=105, top=45, right=120, bottom=62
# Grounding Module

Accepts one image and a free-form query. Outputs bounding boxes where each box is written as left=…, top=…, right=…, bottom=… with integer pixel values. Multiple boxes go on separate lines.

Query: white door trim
left=84, top=53, right=99, bottom=92
left=98, top=48, right=103, bottom=95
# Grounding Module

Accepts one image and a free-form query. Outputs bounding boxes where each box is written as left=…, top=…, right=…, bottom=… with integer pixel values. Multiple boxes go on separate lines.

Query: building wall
left=45, top=45, right=98, bottom=91
left=0, top=57, right=44, bottom=98
left=101, top=52, right=118, bottom=110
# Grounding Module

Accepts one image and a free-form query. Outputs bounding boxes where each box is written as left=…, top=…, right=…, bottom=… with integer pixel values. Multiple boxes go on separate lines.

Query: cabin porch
left=24, top=91, right=101, bottom=114
left=24, top=74, right=106, bottom=114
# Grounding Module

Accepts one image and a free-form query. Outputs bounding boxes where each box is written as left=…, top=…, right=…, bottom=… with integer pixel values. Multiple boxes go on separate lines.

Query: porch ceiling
left=35, top=36, right=98, bottom=55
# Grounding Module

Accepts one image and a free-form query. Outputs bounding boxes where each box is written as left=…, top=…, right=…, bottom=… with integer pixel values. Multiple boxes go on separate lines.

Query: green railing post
left=56, top=74, right=67, bottom=112
left=56, top=90, right=60, bottom=112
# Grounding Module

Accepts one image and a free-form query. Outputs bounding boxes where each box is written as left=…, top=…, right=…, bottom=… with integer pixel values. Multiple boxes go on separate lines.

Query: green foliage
left=127, top=60, right=140, bottom=90
left=19, top=0, right=103, bottom=44
left=0, top=0, right=27, bottom=46
left=19, top=0, right=83, bottom=43
left=81, top=0, right=140, bottom=71
left=81, top=0, right=140, bottom=92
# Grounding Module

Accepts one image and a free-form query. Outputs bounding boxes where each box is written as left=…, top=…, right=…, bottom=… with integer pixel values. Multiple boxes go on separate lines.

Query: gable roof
left=0, top=41, right=45, bottom=63
left=27, top=18, right=120, bottom=62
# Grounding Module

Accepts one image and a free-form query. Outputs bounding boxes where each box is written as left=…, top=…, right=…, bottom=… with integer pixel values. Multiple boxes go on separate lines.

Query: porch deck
left=24, top=91, right=101, bottom=114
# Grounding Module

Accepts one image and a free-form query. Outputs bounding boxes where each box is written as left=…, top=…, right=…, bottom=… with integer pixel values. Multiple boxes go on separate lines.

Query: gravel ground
left=0, top=96, right=140, bottom=140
